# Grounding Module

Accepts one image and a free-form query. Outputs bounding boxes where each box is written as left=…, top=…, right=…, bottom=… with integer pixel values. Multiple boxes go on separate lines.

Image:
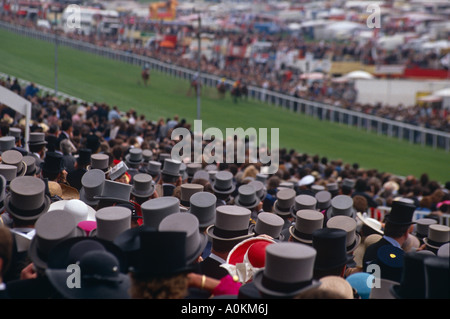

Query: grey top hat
left=206, top=205, right=254, bottom=241
left=147, top=160, right=161, bottom=175
left=94, top=179, right=132, bottom=204
left=180, top=183, right=204, bottom=206
left=109, top=161, right=128, bottom=181
left=212, top=171, right=235, bottom=194
left=250, top=212, right=284, bottom=240
left=289, top=209, right=324, bottom=244
left=326, top=195, right=356, bottom=220
left=29, top=209, right=84, bottom=270
left=291, top=194, right=317, bottom=217
left=311, top=184, right=325, bottom=194
left=142, top=149, right=153, bottom=162
left=159, top=212, right=208, bottom=265
left=414, top=218, right=438, bottom=238
left=423, top=224, right=450, bottom=250
left=193, top=170, right=209, bottom=181
left=279, top=181, right=294, bottom=189
left=326, top=215, right=361, bottom=253
left=188, top=191, right=217, bottom=228
left=88, top=153, right=110, bottom=173
left=9, top=127, right=22, bottom=142
left=92, top=206, right=132, bottom=242
left=158, top=153, right=171, bottom=163
left=140, top=196, right=180, bottom=228
left=252, top=242, right=321, bottom=298
left=315, top=190, right=332, bottom=211
left=125, top=148, right=143, bottom=166
left=1, top=150, right=26, bottom=177
left=342, top=178, right=356, bottom=189
left=255, top=173, right=268, bottom=184
left=27, top=132, right=47, bottom=146
left=5, top=176, right=51, bottom=221
left=326, top=182, right=338, bottom=193
left=23, top=155, right=40, bottom=176
left=186, top=163, right=202, bottom=177
left=131, top=173, right=155, bottom=199
left=235, top=184, right=259, bottom=209
left=0, top=136, right=16, bottom=152
left=79, top=169, right=105, bottom=206
left=162, top=158, right=181, bottom=177
left=437, top=242, right=449, bottom=258
left=273, top=188, right=296, bottom=216
left=0, top=164, right=18, bottom=182
left=249, top=180, right=267, bottom=201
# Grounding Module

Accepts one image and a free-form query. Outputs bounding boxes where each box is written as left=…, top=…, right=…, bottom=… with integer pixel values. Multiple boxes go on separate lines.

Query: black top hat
left=46, top=236, right=127, bottom=273
left=126, top=229, right=195, bottom=279
left=77, top=148, right=92, bottom=166
left=385, top=199, right=416, bottom=225
left=46, top=250, right=130, bottom=299
left=424, top=256, right=449, bottom=299
left=390, top=251, right=431, bottom=299
left=375, top=244, right=404, bottom=283
left=312, top=228, right=353, bottom=271
left=41, top=151, right=65, bottom=174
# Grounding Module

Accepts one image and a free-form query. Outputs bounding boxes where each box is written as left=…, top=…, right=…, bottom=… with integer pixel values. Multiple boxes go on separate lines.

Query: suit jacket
left=6, top=276, right=63, bottom=299
left=362, top=237, right=404, bottom=283
left=198, top=255, right=228, bottom=280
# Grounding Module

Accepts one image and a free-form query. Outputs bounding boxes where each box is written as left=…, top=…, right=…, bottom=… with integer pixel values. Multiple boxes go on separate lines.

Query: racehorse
left=141, top=68, right=150, bottom=86
left=217, top=80, right=227, bottom=99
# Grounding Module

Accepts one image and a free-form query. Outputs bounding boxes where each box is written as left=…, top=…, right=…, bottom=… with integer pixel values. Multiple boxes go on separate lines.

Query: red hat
left=227, top=237, right=275, bottom=267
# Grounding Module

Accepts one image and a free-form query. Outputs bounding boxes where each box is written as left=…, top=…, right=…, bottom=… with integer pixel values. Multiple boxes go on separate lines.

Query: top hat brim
left=131, top=185, right=155, bottom=199
left=234, top=195, right=259, bottom=209
left=161, top=170, right=181, bottom=177
left=4, top=193, right=51, bottom=221
left=212, top=184, right=236, bottom=195
left=46, top=236, right=127, bottom=272
left=288, top=226, right=314, bottom=244
left=206, top=224, right=254, bottom=242
left=347, top=233, right=362, bottom=253
left=272, top=200, right=292, bottom=216
left=28, top=226, right=86, bottom=270
left=422, top=237, right=447, bottom=250
left=79, top=188, right=100, bottom=207
left=87, top=166, right=112, bottom=175
left=45, top=267, right=131, bottom=299
left=252, top=269, right=321, bottom=298
left=186, top=233, right=208, bottom=265
left=248, top=224, right=284, bottom=241
left=326, top=207, right=356, bottom=220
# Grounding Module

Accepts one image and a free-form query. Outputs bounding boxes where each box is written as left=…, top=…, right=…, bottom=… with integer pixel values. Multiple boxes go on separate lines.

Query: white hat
left=49, top=199, right=96, bottom=224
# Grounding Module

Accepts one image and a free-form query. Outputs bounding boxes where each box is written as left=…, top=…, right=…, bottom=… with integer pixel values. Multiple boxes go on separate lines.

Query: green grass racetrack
left=0, top=28, right=449, bottom=183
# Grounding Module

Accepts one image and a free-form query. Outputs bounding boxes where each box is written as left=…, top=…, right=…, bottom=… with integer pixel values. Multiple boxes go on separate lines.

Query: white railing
left=1, top=20, right=450, bottom=151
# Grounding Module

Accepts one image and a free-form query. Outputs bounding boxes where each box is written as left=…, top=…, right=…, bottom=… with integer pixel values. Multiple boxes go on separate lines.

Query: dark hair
left=383, top=222, right=410, bottom=238
left=61, top=119, right=72, bottom=131
left=161, top=173, right=179, bottom=184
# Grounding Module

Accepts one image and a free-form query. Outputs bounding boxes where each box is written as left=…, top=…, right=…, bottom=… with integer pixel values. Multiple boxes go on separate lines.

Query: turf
left=0, top=28, right=449, bottom=183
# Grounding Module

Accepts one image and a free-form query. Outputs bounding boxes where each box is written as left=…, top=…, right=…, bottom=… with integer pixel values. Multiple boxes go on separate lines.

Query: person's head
left=61, top=119, right=73, bottom=133
left=0, top=226, right=13, bottom=282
